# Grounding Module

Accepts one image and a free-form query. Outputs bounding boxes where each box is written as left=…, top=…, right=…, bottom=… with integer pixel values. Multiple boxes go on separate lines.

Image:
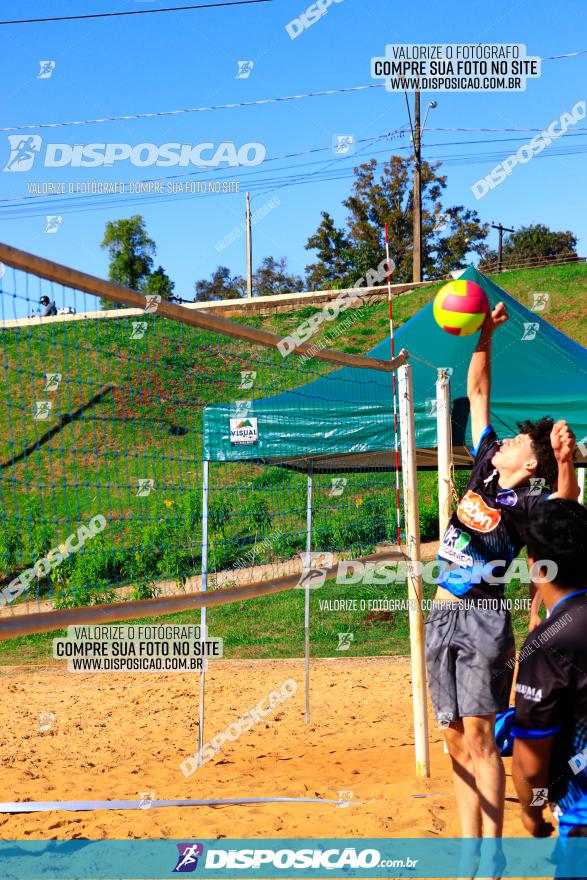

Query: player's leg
left=453, top=604, right=515, bottom=837
left=444, top=719, right=482, bottom=836
left=462, top=713, right=506, bottom=837
left=425, top=606, right=481, bottom=836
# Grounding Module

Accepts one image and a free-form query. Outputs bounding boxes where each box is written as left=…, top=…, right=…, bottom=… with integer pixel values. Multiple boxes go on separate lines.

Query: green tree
left=253, top=256, right=303, bottom=297
left=305, top=156, right=489, bottom=284
left=304, top=212, right=354, bottom=289
left=144, top=265, right=176, bottom=302
left=101, top=215, right=155, bottom=289
left=193, top=266, right=246, bottom=302
left=479, top=224, right=578, bottom=270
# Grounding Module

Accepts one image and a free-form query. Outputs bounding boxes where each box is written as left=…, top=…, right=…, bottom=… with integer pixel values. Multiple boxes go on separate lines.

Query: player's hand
left=529, top=613, right=542, bottom=632
left=484, top=301, right=509, bottom=332
left=550, top=419, right=576, bottom=463
left=521, top=808, right=554, bottom=838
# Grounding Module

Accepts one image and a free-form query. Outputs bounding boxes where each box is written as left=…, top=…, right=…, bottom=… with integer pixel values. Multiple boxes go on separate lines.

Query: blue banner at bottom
left=0, top=838, right=586, bottom=878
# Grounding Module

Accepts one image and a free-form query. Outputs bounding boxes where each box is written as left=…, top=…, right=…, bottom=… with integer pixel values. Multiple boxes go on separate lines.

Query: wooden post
left=197, top=460, right=209, bottom=767
left=304, top=466, right=313, bottom=725
left=436, top=369, right=453, bottom=538
left=245, top=192, right=253, bottom=299
left=412, top=93, right=422, bottom=283
left=398, top=363, right=430, bottom=777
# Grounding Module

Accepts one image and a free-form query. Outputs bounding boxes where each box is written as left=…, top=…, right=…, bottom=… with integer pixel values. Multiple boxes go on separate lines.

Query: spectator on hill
left=39, top=295, right=57, bottom=317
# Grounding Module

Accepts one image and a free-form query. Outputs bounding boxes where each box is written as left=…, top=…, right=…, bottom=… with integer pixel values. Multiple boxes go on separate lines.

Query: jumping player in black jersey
left=425, top=301, right=579, bottom=842
left=512, top=499, right=587, bottom=842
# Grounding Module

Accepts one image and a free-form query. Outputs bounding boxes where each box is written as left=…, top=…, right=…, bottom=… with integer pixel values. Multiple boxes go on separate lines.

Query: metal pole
left=436, top=369, right=453, bottom=538
left=579, top=468, right=586, bottom=505
left=304, top=466, right=313, bottom=725
left=246, top=192, right=253, bottom=299
left=398, top=363, right=430, bottom=777
left=412, top=92, right=422, bottom=283
left=197, top=459, right=209, bottom=767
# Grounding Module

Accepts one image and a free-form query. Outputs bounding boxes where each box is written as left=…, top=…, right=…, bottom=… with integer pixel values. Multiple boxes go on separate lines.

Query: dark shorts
left=425, top=603, right=515, bottom=722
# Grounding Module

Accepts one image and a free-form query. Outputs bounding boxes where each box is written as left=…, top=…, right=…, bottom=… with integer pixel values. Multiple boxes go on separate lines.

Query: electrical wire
left=1, top=48, right=585, bottom=132
left=0, top=0, right=270, bottom=26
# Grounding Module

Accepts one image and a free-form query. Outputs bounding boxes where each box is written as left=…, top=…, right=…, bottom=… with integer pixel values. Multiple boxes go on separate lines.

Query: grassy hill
left=0, top=262, right=585, bottom=663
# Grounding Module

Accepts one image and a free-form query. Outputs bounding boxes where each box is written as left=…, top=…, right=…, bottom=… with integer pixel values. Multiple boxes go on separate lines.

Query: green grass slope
left=0, top=262, right=585, bottom=661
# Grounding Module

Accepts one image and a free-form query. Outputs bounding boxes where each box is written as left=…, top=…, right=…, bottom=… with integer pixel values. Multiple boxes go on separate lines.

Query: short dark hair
left=40, top=295, right=50, bottom=303
left=526, top=498, right=587, bottom=589
left=517, top=417, right=558, bottom=488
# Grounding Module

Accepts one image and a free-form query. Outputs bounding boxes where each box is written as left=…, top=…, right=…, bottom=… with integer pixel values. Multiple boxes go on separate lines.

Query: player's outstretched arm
left=549, top=420, right=580, bottom=500
left=467, top=302, right=508, bottom=450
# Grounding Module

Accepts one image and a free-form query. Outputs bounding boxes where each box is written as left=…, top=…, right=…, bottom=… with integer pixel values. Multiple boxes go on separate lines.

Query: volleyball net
left=0, top=243, right=416, bottom=622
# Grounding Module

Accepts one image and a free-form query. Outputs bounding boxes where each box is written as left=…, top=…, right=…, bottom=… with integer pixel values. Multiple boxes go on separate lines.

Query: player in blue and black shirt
left=512, top=499, right=587, bottom=848
left=425, top=300, right=580, bottom=843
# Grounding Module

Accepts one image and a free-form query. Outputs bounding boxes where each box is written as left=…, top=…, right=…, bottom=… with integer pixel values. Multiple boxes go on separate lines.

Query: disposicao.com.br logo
left=3, top=135, right=266, bottom=172
left=198, top=845, right=410, bottom=871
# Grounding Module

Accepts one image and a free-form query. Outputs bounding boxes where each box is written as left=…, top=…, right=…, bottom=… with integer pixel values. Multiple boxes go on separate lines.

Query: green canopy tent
left=203, top=266, right=587, bottom=470
left=199, top=266, right=587, bottom=775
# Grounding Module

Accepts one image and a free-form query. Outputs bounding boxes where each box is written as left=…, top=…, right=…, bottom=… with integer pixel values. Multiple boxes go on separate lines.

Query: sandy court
left=0, top=657, right=527, bottom=840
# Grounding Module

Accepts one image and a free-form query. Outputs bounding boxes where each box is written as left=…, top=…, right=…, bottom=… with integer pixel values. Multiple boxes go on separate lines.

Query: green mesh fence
left=0, top=260, right=408, bottom=617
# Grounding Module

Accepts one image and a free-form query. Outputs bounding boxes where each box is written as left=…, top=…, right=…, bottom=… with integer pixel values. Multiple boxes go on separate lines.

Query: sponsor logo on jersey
left=439, top=524, right=474, bottom=567
left=457, top=490, right=501, bottom=533
left=496, top=488, right=518, bottom=507
left=515, top=683, right=543, bottom=702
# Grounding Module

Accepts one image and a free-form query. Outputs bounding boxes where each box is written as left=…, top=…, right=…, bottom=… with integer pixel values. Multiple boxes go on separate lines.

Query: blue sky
left=0, top=0, right=585, bottom=311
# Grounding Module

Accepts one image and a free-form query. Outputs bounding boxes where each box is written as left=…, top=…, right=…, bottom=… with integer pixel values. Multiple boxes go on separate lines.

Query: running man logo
left=4, top=135, right=42, bottom=172
left=236, top=61, right=254, bottom=79
left=457, top=490, right=501, bottom=533
left=332, top=134, right=354, bottom=155
left=131, top=322, right=148, bottom=339
left=529, top=477, right=547, bottom=496
left=137, top=478, right=155, bottom=497
left=44, top=215, right=62, bottom=234
left=37, top=61, right=56, bottom=79
left=144, top=294, right=161, bottom=314
left=296, top=551, right=335, bottom=589
left=336, top=631, right=354, bottom=651
left=530, top=787, right=549, bottom=806
left=44, top=373, right=62, bottom=392
left=173, top=843, right=205, bottom=873
left=522, top=322, right=540, bottom=341
left=34, top=400, right=52, bottom=421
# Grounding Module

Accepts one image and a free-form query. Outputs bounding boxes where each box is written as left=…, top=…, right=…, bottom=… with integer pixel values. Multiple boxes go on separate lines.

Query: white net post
left=579, top=468, right=585, bottom=505
left=197, top=459, right=210, bottom=768
left=398, top=363, right=431, bottom=778
left=436, top=369, right=453, bottom=538
left=304, top=466, right=313, bottom=726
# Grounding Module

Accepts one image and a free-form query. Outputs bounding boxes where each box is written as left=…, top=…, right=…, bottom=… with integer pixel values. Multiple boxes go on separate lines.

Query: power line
left=0, top=85, right=387, bottom=132
left=0, top=0, right=270, bottom=26
left=1, top=137, right=586, bottom=220
left=1, top=48, right=586, bottom=131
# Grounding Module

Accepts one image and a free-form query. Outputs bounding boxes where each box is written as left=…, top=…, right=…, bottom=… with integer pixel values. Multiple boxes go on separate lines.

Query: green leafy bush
left=54, top=536, right=117, bottom=608
left=0, top=516, right=20, bottom=576
left=25, top=496, right=53, bottom=562
left=245, top=494, right=271, bottom=531
left=209, top=495, right=233, bottom=533
left=420, top=505, right=440, bottom=543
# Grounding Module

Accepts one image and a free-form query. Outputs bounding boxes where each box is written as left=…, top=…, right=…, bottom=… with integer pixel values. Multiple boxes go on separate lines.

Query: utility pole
left=245, top=191, right=253, bottom=298
left=412, top=92, right=422, bottom=283
left=491, top=223, right=514, bottom=273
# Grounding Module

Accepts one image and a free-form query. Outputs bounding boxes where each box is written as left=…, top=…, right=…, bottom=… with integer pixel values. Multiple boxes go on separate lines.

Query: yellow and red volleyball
left=433, top=279, right=490, bottom=336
